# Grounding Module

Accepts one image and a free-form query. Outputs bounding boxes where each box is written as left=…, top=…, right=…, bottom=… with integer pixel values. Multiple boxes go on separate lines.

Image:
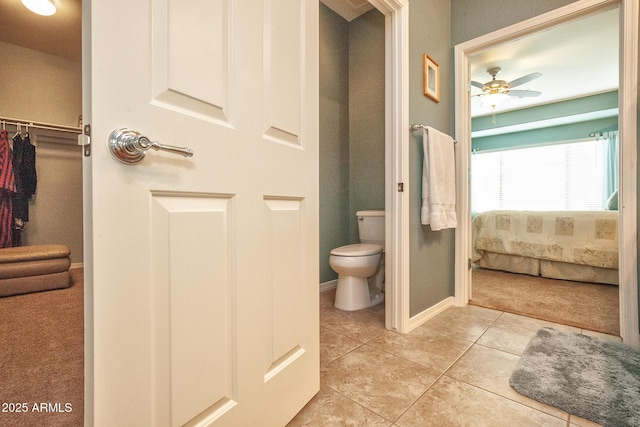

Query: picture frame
left=423, top=54, right=440, bottom=102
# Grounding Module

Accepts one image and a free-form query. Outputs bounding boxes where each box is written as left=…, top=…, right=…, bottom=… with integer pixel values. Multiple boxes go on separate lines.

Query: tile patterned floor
left=288, top=288, right=622, bottom=426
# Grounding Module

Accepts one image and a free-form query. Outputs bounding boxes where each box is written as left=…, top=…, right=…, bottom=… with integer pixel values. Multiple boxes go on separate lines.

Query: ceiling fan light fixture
left=21, top=0, right=56, bottom=16
left=471, top=68, right=542, bottom=114
left=481, top=92, right=509, bottom=109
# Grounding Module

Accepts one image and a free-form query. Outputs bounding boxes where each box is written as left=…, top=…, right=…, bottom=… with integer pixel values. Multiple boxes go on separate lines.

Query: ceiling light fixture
left=21, top=0, right=56, bottom=16
left=480, top=92, right=509, bottom=110
left=479, top=92, right=509, bottom=125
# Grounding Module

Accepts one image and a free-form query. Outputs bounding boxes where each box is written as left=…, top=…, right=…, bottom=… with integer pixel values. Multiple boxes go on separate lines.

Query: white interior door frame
left=454, top=0, right=640, bottom=346
left=368, top=0, right=410, bottom=333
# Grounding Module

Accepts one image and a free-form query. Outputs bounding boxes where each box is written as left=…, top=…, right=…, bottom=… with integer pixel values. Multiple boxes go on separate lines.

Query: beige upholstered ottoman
left=0, top=245, right=71, bottom=297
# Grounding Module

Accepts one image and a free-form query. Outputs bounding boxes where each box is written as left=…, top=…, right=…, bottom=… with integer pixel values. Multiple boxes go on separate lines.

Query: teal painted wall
left=319, top=4, right=350, bottom=284
left=319, top=6, right=385, bottom=284
left=472, top=92, right=619, bottom=151
left=348, top=10, right=386, bottom=243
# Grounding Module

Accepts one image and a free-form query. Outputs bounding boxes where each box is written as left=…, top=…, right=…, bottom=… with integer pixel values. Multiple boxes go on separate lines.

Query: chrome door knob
left=108, top=128, right=194, bottom=164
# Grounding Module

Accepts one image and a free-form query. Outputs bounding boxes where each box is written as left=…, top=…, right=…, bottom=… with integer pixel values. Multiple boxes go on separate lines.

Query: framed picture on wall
left=423, top=54, right=440, bottom=102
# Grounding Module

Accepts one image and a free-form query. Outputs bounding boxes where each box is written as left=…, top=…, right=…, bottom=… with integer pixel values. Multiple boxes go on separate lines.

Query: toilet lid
left=330, top=243, right=382, bottom=257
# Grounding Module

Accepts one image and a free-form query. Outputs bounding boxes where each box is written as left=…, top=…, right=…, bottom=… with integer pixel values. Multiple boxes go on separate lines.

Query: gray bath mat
left=510, top=327, right=640, bottom=426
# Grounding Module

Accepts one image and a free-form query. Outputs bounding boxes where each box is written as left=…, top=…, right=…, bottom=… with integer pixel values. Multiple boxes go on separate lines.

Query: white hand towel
left=421, top=126, right=457, bottom=230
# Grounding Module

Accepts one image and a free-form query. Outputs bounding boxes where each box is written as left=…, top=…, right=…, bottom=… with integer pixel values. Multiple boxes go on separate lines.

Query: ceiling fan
left=471, top=67, right=542, bottom=108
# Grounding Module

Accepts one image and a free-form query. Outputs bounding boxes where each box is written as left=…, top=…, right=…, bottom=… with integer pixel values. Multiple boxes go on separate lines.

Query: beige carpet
left=0, top=268, right=84, bottom=427
left=470, top=268, right=620, bottom=336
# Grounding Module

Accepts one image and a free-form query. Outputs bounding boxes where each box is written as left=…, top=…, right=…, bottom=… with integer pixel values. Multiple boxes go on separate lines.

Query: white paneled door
left=85, top=0, right=319, bottom=425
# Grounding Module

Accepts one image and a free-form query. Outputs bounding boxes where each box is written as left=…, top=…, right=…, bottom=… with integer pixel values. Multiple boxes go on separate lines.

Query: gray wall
left=319, top=6, right=385, bottom=284
left=408, top=0, right=455, bottom=316
left=451, top=0, right=576, bottom=45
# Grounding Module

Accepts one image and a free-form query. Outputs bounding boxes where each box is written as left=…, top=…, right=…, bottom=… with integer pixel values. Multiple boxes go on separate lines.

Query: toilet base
left=334, top=275, right=385, bottom=311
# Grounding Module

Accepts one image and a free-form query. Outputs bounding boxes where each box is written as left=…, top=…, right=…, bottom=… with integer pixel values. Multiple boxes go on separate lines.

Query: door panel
left=151, top=0, right=232, bottom=123
left=264, top=0, right=302, bottom=145
left=88, top=0, right=319, bottom=425
left=263, top=197, right=305, bottom=378
left=150, top=193, right=236, bottom=426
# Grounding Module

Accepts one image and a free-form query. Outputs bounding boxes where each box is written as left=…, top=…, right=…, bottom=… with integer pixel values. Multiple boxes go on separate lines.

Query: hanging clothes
left=12, top=135, right=25, bottom=212
left=21, top=133, right=37, bottom=198
left=0, top=129, right=16, bottom=248
left=11, top=132, right=37, bottom=246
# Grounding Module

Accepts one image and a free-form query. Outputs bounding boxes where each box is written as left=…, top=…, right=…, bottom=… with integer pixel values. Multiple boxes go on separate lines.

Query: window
left=472, top=138, right=616, bottom=213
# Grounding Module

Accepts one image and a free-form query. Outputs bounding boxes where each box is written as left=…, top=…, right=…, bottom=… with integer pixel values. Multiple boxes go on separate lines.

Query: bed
left=472, top=210, right=619, bottom=285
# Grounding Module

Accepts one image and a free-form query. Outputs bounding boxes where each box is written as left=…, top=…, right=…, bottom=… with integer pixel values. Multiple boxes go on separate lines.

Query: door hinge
left=78, top=124, right=91, bottom=157
left=398, top=182, right=404, bottom=192
left=468, top=258, right=472, bottom=269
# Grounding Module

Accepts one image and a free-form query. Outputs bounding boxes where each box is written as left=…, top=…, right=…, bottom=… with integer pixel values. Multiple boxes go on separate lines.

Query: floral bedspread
left=472, top=210, right=618, bottom=269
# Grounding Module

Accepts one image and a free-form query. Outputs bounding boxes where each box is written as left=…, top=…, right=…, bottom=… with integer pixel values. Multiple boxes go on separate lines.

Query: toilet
left=329, top=210, right=385, bottom=311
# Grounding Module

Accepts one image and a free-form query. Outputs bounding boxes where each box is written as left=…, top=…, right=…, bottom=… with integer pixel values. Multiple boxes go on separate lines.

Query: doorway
left=0, top=1, right=84, bottom=425
left=469, top=7, right=619, bottom=334
left=454, top=0, right=639, bottom=345
left=319, top=0, right=410, bottom=332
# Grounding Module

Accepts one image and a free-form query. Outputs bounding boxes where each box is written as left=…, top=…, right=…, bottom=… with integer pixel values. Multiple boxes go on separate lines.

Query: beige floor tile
left=320, top=288, right=337, bottom=309
left=310, top=298, right=611, bottom=426
left=319, top=357, right=332, bottom=386
left=323, top=345, right=440, bottom=422
left=395, top=376, right=566, bottom=427
left=322, top=308, right=386, bottom=342
left=446, top=344, right=568, bottom=420
left=413, top=307, right=496, bottom=342
left=368, top=330, right=473, bottom=372
left=580, top=329, right=622, bottom=342
left=451, top=303, right=503, bottom=321
left=320, top=327, right=363, bottom=366
left=321, top=303, right=386, bottom=343
left=288, top=386, right=392, bottom=427
left=477, top=320, right=542, bottom=355
left=496, top=311, right=581, bottom=333
left=569, top=414, right=605, bottom=427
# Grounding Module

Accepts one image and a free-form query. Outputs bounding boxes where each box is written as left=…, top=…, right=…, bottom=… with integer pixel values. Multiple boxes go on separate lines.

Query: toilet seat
left=330, top=243, right=382, bottom=257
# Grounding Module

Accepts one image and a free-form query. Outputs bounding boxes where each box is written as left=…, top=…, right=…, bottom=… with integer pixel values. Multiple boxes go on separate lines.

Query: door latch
left=78, top=124, right=91, bottom=157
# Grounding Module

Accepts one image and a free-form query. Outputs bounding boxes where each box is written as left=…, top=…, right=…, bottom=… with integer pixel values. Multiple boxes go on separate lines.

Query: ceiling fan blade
left=508, top=72, right=542, bottom=88
left=509, top=89, right=542, bottom=98
left=470, top=80, right=484, bottom=89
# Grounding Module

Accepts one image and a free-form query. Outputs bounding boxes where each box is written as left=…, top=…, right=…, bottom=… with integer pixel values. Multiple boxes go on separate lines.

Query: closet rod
left=0, top=116, right=82, bottom=134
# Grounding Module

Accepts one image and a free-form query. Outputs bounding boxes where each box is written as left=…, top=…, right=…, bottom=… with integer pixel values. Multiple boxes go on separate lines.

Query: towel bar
left=409, top=124, right=457, bottom=144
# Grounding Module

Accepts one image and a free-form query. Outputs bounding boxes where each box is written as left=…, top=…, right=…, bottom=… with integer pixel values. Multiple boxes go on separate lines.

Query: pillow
left=606, top=189, right=618, bottom=210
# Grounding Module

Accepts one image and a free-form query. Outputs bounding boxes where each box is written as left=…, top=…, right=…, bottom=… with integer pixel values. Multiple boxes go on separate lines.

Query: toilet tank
left=356, top=210, right=385, bottom=248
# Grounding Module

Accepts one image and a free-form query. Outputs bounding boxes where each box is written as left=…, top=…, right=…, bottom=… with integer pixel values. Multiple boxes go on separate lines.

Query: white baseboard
left=407, top=296, right=454, bottom=332
left=320, top=279, right=337, bottom=293
left=70, top=262, right=84, bottom=270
